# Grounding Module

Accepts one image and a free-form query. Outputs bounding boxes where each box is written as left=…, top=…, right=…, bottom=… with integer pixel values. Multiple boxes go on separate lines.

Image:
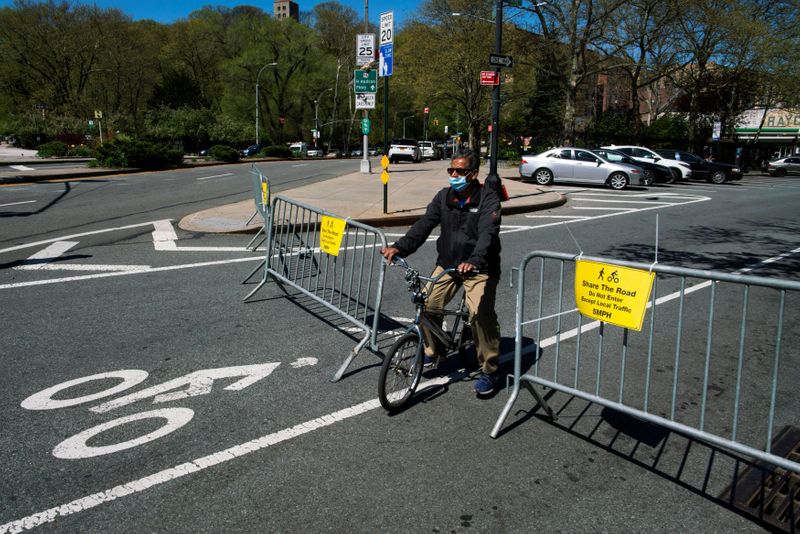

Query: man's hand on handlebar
left=381, top=246, right=400, bottom=264
left=457, top=262, right=477, bottom=275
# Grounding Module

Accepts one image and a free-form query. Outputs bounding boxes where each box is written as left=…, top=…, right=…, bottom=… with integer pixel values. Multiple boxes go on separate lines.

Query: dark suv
left=655, top=150, right=742, bottom=183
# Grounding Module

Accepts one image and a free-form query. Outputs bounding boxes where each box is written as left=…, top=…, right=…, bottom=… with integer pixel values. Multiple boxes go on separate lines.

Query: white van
left=289, top=142, right=308, bottom=157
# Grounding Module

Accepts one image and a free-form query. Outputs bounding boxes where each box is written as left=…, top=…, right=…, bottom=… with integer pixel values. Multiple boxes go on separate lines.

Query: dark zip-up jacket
left=392, top=182, right=502, bottom=278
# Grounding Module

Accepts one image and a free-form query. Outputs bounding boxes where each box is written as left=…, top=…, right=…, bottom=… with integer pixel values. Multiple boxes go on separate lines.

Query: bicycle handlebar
left=390, top=256, right=477, bottom=285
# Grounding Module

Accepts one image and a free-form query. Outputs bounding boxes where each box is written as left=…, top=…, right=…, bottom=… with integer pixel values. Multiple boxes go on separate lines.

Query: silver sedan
left=520, top=147, right=641, bottom=190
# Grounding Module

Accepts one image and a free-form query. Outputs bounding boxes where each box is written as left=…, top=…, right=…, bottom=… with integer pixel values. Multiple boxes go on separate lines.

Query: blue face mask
left=449, top=176, right=468, bottom=191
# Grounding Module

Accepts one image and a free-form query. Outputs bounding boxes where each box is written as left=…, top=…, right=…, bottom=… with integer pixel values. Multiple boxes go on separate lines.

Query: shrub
left=66, top=145, right=95, bottom=157
left=497, top=146, right=521, bottom=161
left=36, top=141, right=68, bottom=158
left=208, top=145, right=239, bottom=162
left=260, top=145, right=292, bottom=158
left=94, top=138, right=184, bottom=169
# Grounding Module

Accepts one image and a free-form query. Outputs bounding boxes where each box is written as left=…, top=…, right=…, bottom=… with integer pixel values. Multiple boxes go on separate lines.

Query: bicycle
left=378, top=257, right=476, bottom=411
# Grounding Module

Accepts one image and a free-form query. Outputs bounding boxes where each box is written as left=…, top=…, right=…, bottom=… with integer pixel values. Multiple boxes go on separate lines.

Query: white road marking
left=0, top=256, right=261, bottom=290
left=9, top=165, right=35, bottom=171
left=152, top=220, right=178, bottom=250
left=21, top=371, right=150, bottom=411
left=14, top=241, right=77, bottom=270
left=15, top=264, right=151, bottom=272
left=52, top=408, right=195, bottom=460
left=0, top=221, right=166, bottom=255
left=570, top=198, right=671, bottom=205
left=196, top=173, right=234, bottom=181
left=290, top=357, right=319, bottom=368
left=0, top=200, right=37, bottom=208
left=89, top=363, right=282, bottom=414
left=525, top=215, right=586, bottom=219
left=0, top=397, right=385, bottom=533
left=151, top=220, right=251, bottom=252
left=570, top=206, right=635, bottom=211
left=291, top=164, right=310, bottom=167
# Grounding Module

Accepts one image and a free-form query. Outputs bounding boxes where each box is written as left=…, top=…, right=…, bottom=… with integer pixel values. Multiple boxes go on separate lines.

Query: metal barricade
left=242, top=165, right=271, bottom=286
left=244, top=195, right=388, bottom=381
left=492, top=251, right=800, bottom=475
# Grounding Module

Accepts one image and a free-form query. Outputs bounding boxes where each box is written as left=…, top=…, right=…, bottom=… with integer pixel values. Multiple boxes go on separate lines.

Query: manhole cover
left=721, top=425, right=800, bottom=532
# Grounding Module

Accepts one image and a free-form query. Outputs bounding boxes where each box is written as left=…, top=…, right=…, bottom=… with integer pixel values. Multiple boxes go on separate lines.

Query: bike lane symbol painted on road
left=19, top=359, right=318, bottom=460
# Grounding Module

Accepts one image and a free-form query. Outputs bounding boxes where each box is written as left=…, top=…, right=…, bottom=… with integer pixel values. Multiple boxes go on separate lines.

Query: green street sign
left=354, top=69, right=378, bottom=93
left=361, top=118, right=371, bottom=134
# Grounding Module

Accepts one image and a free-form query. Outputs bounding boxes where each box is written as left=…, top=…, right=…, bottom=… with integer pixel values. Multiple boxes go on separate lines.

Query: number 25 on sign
left=320, top=216, right=347, bottom=256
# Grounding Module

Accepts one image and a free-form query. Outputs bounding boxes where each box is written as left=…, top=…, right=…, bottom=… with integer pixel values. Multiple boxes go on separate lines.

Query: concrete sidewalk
left=179, top=159, right=566, bottom=232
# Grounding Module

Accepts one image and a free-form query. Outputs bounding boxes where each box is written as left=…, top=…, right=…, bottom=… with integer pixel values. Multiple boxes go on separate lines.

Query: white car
left=519, top=147, right=641, bottom=190
left=388, top=138, right=421, bottom=163
left=417, top=141, right=441, bottom=160
left=306, top=147, right=323, bottom=157
left=601, top=145, right=691, bottom=182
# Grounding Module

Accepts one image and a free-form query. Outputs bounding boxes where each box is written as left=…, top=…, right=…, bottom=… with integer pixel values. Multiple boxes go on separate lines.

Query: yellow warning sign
left=574, top=260, right=655, bottom=331
left=320, top=216, right=346, bottom=256
left=380, top=155, right=389, bottom=169
left=260, top=176, right=269, bottom=207
left=381, top=170, right=390, bottom=184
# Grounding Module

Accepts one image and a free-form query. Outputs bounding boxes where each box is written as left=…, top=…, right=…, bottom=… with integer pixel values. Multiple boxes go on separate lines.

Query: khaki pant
left=421, top=266, right=501, bottom=374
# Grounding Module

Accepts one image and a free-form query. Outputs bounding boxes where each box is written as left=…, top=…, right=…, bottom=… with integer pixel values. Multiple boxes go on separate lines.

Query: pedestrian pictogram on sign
left=573, top=260, right=655, bottom=331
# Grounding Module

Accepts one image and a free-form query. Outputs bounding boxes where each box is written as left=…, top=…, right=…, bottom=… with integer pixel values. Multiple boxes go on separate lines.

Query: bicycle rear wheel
left=378, top=332, right=423, bottom=411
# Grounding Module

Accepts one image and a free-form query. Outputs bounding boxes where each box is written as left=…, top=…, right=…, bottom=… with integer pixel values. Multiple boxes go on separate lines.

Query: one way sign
left=489, top=54, right=513, bottom=68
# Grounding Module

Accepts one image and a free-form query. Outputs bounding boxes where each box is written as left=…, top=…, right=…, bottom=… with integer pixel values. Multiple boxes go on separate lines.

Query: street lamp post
left=314, top=88, right=332, bottom=150
left=402, top=115, right=414, bottom=138
left=255, top=62, right=278, bottom=145
left=453, top=2, right=545, bottom=200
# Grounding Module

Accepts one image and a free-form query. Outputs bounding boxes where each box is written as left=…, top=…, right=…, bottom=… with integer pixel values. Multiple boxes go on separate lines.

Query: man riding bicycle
left=381, top=149, right=502, bottom=396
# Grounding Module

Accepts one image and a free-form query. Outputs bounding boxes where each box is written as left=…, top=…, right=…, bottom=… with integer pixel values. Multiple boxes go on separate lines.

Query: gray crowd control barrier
left=244, top=195, right=388, bottom=381
left=245, top=164, right=270, bottom=251
left=492, top=251, right=800, bottom=475
left=242, top=165, right=271, bottom=285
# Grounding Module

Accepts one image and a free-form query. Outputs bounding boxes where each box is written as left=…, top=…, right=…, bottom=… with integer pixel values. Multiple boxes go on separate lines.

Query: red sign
left=480, top=71, right=499, bottom=85
left=487, top=124, right=492, bottom=132
left=423, top=107, right=430, bottom=114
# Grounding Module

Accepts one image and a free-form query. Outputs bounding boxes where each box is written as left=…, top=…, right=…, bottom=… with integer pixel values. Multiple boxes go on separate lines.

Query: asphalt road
left=1, top=169, right=799, bottom=533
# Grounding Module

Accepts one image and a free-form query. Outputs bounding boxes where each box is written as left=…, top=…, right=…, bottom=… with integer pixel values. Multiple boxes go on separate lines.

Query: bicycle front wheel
left=378, top=332, right=423, bottom=411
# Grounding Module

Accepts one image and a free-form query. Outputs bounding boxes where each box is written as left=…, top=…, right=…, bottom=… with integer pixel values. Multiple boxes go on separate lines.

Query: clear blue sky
left=0, top=1, right=418, bottom=26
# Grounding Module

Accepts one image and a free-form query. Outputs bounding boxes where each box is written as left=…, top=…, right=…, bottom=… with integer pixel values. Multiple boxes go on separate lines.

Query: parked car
left=350, top=148, right=363, bottom=157
left=239, top=144, right=263, bottom=158
left=592, top=148, right=672, bottom=186
left=417, top=140, right=442, bottom=160
left=306, top=147, right=323, bottom=157
left=655, top=150, right=742, bottom=183
left=519, top=147, right=641, bottom=190
left=766, top=155, right=800, bottom=176
left=602, top=145, right=690, bottom=182
left=325, top=148, right=343, bottom=158
left=388, top=138, right=422, bottom=163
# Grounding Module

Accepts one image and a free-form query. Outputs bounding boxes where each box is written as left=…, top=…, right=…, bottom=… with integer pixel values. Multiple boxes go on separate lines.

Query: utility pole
left=486, top=0, right=504, bottom=199
left=360, top=0, right=372, bottom=174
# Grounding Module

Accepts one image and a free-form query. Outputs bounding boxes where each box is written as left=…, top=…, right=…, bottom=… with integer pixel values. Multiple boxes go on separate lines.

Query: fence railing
left=242, top=165, right=271, bottom=286
left=492, top=251, right=800, bottom=474
left=244, top=195, right=388, bottom=381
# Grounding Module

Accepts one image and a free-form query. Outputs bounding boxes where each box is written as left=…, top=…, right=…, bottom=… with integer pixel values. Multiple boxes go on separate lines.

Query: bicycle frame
left=392, top=257, right=471, bottom=357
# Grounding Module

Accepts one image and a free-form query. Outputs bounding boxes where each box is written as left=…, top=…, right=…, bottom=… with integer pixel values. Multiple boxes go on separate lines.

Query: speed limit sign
left=356, top=34, right=375, bottom=66
left=380, top=11, right=394, bottom=45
